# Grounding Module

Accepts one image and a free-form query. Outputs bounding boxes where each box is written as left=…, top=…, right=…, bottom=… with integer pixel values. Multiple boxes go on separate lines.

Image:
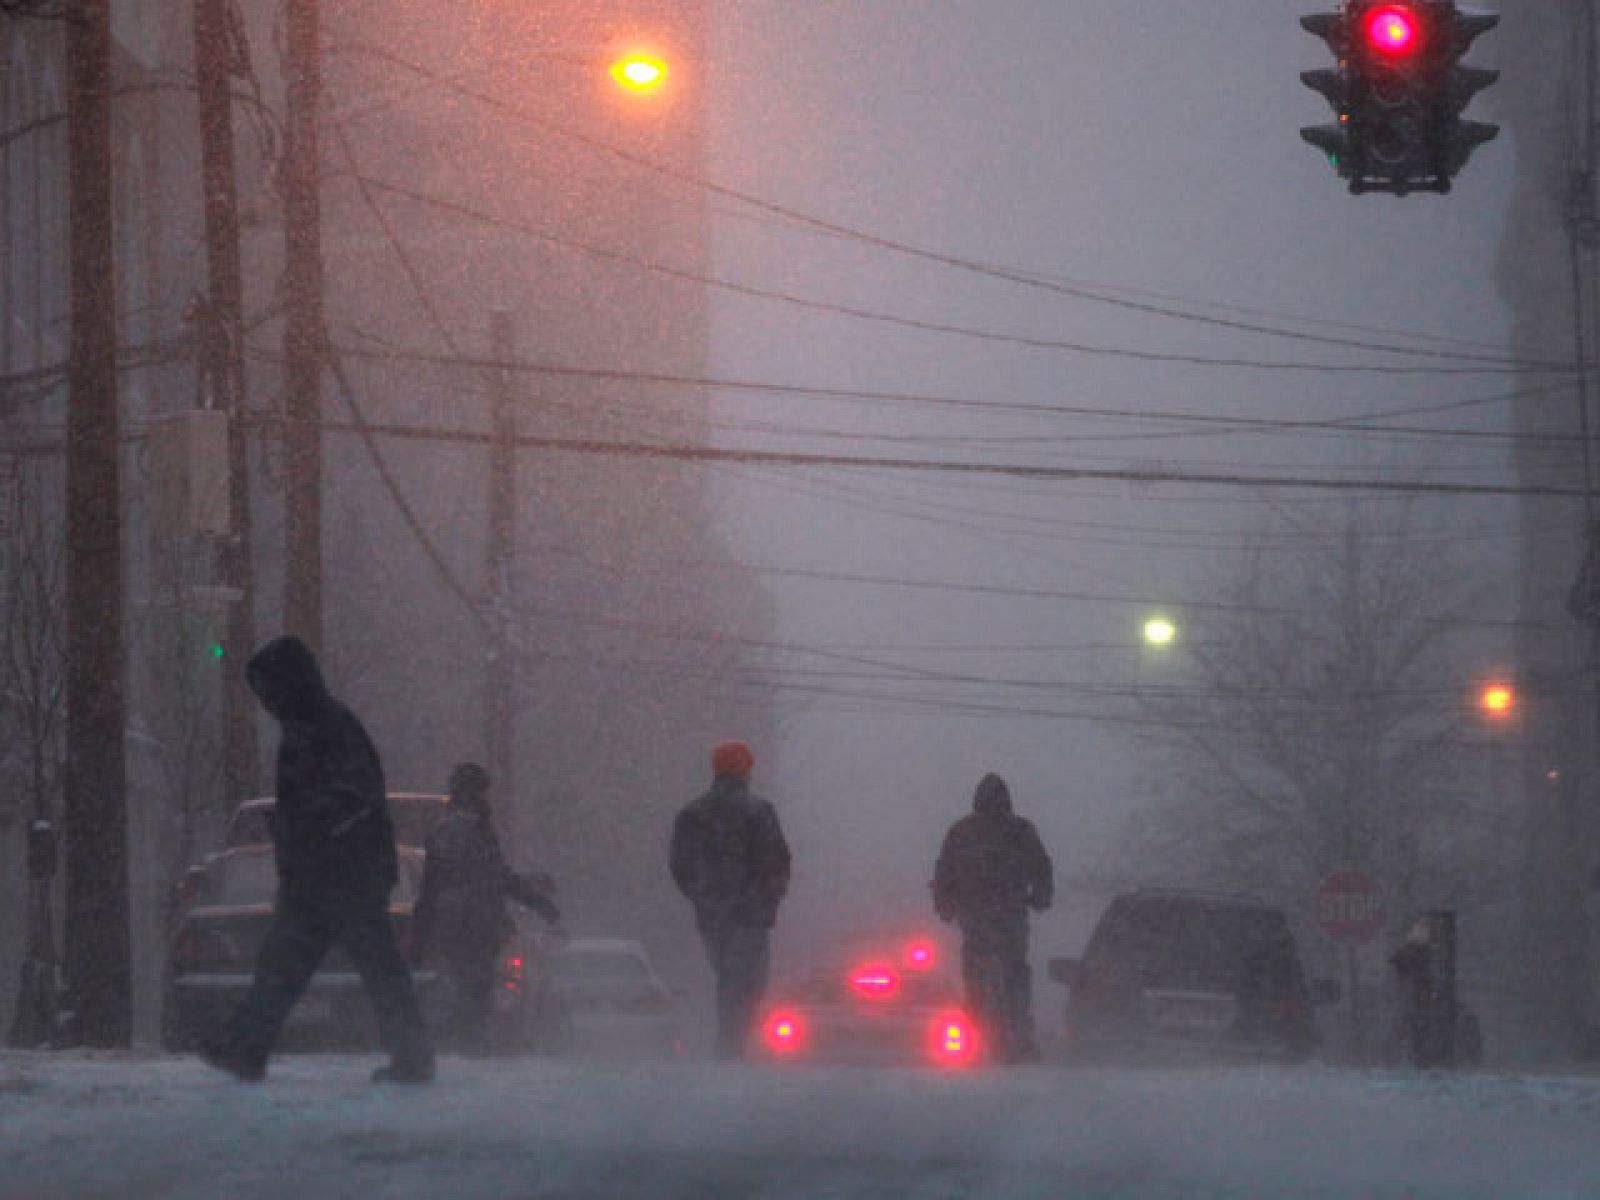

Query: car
left=221, top=792, right=448, bottom=852
left=167, top=793, right=451, bottom=926
left=160, top=844, right=455, bottom=1052
left=531, top=937, right=683, bottom=1059
left=1047, top=888, right=1338, bottom=1065
left=754, top=932, right=985, bottom=1068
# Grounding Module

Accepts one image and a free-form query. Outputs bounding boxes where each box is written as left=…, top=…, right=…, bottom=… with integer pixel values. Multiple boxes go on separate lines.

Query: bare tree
left=2, top=464, right=67, bottom=1046
left=1121, top=498, right=1517, bottom=963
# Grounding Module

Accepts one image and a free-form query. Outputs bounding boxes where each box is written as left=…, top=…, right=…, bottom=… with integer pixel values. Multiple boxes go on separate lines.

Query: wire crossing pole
left=283, top=0, right=326, bottom=650
left=486, top=313, right=517, bottom=840
left=62, top=0, right=131, bottom=1046
left=194, top=0, right=258, bottom=799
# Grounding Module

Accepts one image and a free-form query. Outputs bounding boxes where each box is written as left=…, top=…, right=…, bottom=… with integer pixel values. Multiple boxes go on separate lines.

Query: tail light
left=501, top=952, right=526, bottom=994
left=930, top=1011, right=980, bottom=1067
left=848, top=963, right=901, bottom=1002
left=763, top=1010, right=805, bottom=1056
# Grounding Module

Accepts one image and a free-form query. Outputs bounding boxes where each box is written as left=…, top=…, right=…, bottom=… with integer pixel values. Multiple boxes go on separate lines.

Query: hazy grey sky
left=704, top=1, right=1515, bottom=954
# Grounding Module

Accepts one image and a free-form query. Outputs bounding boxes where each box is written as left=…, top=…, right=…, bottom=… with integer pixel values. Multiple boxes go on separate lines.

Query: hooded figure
left=201, top=635, right=434, bottom=1084
left=931, top=773, right=1054, bottom=1063
left=670, top=741, right=791, bottom=1058
left=413, top=763, right=561, bottom=1049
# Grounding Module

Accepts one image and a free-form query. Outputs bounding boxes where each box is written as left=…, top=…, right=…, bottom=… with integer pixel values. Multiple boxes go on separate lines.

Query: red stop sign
left=1315, top=869, right=1388, bottom=944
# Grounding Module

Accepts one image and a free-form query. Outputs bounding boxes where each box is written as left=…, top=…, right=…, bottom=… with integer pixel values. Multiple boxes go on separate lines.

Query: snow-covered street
left=5, top=1051, right=1600, bottom=1199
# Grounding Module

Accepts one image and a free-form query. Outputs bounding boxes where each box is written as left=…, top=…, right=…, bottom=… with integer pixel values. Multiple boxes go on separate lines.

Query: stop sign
left=1315, top=869, right=1388, bottom=944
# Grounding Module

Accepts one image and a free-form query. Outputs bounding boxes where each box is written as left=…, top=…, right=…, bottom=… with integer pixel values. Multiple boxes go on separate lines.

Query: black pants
left=437, top=940, right=498, bottom=1052
left=227, top=883, right=433, bottom=1069
left=960, top=919, right=1037, bottom=1063
left=700, top=924, right=770, bottom=1060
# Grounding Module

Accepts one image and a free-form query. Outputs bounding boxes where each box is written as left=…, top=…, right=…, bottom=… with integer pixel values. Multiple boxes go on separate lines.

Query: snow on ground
left=4, top=1051, right=1600, bottom=1199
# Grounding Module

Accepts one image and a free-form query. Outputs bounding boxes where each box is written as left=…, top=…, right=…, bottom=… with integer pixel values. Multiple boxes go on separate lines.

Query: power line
left=353, top=171, right=1539, bottom=378
left=280, top=404, right=1582, bottom=499
left=335, top=39, right=1564, bottom=373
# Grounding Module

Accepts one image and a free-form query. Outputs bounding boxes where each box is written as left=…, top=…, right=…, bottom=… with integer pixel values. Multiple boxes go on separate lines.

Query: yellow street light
left=610, top=53, right=669, bottom=94
left=1479, top=682, right=1516, bottom=719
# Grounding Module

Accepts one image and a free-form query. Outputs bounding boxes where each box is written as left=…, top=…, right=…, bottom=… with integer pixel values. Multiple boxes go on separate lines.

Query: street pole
left=283, top=0, right=325, bottom=650
left=486, top=313, right=516, bottom=838
left=194, top=0, right=258, bottom=799
left=62, top=0, right=131, bottom=1046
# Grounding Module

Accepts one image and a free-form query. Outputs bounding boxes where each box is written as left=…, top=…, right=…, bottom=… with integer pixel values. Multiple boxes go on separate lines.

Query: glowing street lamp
left=610, top=53, right=669, bottom=94
left=1479, top=682, right=1516, bottom=720
left=1143, top=616, right=1178, bottom=648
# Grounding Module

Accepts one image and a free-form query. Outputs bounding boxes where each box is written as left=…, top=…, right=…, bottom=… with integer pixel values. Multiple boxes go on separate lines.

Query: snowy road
left=5, top=1051, right=1600, bottom=1199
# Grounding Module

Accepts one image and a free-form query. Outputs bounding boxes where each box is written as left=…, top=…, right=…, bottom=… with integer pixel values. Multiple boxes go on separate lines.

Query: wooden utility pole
left=62, top=0, right=131, bottom=1046
left=486, top=313, right=516, bottom=837
left=194, top=0, right=258, bottom=798
left=283, top=0, right=325, bottom=649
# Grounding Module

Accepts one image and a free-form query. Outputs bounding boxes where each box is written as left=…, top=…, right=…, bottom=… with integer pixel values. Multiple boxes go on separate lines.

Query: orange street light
left=610, top=53, right=669, bottom=94
left=1479, top=682, right=1516, bottom=719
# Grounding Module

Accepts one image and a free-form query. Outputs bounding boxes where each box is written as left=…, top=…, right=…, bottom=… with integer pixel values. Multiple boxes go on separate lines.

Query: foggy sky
left=704, top=1, right=1515, bottom=957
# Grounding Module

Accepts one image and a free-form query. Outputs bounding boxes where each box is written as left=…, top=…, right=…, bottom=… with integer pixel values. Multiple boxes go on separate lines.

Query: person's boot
left=198, top=1038, right=266, bottom=1083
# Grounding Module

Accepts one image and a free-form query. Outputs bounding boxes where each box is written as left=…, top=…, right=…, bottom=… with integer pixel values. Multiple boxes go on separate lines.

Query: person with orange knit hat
left=669, top=740, right=790, bottom=1059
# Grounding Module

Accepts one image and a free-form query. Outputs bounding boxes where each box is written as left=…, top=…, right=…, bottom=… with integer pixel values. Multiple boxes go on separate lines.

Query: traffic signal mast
left=1300, top=1, right=1499, bottom=195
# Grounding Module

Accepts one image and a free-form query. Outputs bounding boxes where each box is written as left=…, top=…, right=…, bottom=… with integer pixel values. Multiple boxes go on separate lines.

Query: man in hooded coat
left=200, top=635, right=434, bottom=1082
left=931, top=773, right=1054, bottom=1063
left=669, top=740, right=791, bottom=1059
left=412, top=762, right=560, bottom=1050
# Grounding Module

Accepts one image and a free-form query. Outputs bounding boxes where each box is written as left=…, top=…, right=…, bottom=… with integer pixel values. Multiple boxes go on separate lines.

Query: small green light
left=208, top=642, right=225, bottom=661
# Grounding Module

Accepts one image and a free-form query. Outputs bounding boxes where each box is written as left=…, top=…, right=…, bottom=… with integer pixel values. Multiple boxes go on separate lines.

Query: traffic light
left=1299, top=2, right=1499, bottom=195
left=1478, top=682, right=1516, bottom=720
left=610, top=53, right=669, bottom=94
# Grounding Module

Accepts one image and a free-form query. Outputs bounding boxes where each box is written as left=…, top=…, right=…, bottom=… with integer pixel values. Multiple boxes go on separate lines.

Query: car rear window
left=201, top=851, right=425, bottom=906
left=552, top=949, right=651, bottom=984
left=1086, top=897, right=1300, bottom=991
left=223, top=796, right=444, bottom=849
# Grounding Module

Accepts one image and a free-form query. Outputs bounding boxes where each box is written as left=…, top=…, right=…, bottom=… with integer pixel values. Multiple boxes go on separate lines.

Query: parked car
left=221, top=792, right=448, bottom=851
left=1048, top=889, right=1338, bottom=1065
left=168, top=794, right=450, bottom=926
left=531, top=937, right=683, bottom=1059
left=160, top=844, right=453, bottom=1052
left=754, top=932, right=983, bottom=1068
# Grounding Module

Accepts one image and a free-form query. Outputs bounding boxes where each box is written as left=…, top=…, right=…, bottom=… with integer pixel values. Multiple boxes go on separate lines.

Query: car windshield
left=1088, top=898, right=1299, bottom=991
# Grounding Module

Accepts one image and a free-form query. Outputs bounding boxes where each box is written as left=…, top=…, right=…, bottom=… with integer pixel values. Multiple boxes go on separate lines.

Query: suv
left=1047, top=889, right=1337, bottom=1065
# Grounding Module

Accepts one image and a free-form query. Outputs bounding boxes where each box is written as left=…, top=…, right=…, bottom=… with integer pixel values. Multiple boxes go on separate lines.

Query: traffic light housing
left=1300, top=2, right=1499, bottom=195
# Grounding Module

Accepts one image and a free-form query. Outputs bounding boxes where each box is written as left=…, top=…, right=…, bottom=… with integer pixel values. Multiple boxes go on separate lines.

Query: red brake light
left=1363, top=5, right=1421, bottom=56
left=930, top=1011, right=980, bottom=1067
left=763, top=1010, right=805, bottom=1055
left=501, top=952, right=526, bottom=993
left=848, top=963, right=901, bottom=1001
left=904, top=940, right=937, bottom=972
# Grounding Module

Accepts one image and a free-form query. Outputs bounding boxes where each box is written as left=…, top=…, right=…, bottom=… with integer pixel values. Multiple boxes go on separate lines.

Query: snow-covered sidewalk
left=5, top=1050, right=1600, bottom=1199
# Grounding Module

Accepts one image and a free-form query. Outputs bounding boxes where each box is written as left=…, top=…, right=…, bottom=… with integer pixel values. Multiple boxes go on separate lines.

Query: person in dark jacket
left=931, top=773, right=1053, bottom=1063
left=669, top=741, right=791, bottom=1059
left=200, top=635, right=435, bottom=1083
left=412, top=762, right=561, bottom=1051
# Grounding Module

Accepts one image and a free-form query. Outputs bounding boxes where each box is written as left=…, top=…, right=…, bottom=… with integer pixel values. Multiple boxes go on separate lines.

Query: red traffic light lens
left=1363, top=5, right=1422, bottom=56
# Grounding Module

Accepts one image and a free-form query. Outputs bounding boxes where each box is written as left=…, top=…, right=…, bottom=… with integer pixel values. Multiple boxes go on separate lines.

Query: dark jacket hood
left=246, top=635, right=330, bottom=722
left=973, top=773, right=1012, bottom=817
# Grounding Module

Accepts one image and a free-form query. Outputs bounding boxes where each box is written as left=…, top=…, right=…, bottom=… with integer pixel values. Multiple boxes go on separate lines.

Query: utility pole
left=194, top=0, right=258, bottom=799
left=62, top=0, right=131, bottom=1046
left=283, top=0, right=325, bottom=649
left=486, top=312, right=517, bottom=838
